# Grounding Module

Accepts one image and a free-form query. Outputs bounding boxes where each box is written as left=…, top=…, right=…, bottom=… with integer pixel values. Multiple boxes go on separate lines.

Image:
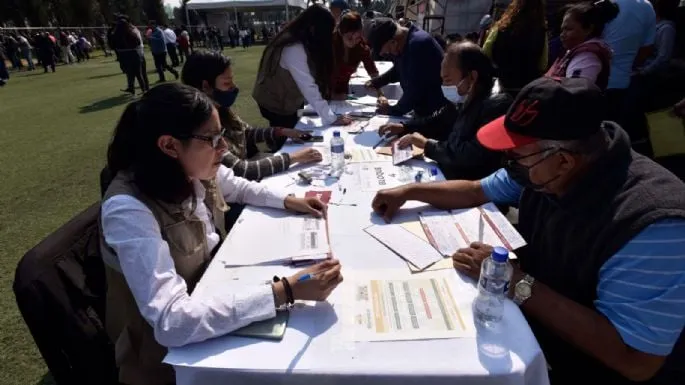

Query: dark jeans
left=121, top=51, right=147, bottom=92
left=152, top=52, right=178, bottom=82
left=179, top=46, right=190, bottom=63
left=258, top=105, right=301, bottom=128
left=0, top=57, right=9, bottom=80
left=166, top=43, right=180, bottom=66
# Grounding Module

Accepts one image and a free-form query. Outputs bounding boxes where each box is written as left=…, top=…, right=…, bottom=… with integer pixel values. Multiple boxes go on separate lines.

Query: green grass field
left=0, top=47, right=267, bottom=385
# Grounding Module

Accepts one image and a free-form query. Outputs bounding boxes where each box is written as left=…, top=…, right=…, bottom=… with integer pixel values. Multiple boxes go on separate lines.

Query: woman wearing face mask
left=101, top=83, right=343, bottom=385
left=546, top=0, right=618, bottom=90
left=182, top=51, right=322, bottom=181
left=397, top=42, right=512, bottom=180
left=331, top=11, right=382, bottom=101
left=253, top=5, right=352, bottom=128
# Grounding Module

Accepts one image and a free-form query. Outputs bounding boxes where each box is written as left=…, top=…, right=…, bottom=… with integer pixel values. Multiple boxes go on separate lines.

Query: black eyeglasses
left=182, top=127, right=226, bottom=149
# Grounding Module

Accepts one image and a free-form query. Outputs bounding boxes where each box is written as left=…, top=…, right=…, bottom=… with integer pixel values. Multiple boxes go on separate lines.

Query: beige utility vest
left=100, top=172, right=228, bottom=385
left=252, top=33, right=320, bottom=116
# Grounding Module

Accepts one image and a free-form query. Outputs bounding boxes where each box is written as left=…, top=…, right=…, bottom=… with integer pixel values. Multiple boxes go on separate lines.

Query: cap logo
left=509, top=99, right=539, bottom=127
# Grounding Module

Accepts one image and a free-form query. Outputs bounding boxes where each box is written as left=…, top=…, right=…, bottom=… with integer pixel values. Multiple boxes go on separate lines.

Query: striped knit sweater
left=219, top=108, right=291, bottom=181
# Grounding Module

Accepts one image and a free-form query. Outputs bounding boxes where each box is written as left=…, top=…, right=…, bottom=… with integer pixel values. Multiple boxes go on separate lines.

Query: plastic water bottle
left=330, top=130, right=345, bottom=177
left=474, top=247, right=513, bottom=328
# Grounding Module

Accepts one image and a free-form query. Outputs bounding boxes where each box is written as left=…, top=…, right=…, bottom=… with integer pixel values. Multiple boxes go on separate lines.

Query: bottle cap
left=491, top=246, right=509, bottom=262
left=333, top=131, right=341, bottom=137
left=430, top=167, right=438, bottom=176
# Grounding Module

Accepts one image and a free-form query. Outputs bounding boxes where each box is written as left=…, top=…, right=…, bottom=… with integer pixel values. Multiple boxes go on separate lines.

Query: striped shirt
left=222, top=127, right=291, bottom=181
left=480, top=168, right=685, bottom=356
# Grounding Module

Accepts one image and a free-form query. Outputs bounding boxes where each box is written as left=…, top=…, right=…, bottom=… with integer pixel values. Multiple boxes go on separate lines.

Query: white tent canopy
left=186, top=0, right=307, bottom=10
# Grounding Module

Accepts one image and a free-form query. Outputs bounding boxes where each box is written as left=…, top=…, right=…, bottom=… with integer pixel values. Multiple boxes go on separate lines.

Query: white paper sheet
left=218, top=209, right=331, bottom=266
left=418, top=211, right=469, bottom=256
left=364, top=224, right=444, bottom=270
left=365, top=115, right=407, bottom=133
left=347, top=147, right=391, bottom=163
left=392, top=142, right=414, bottom=165
left=345, top=270, right=475, bottom=341
left=451, top=203, right=527, bottom=250
left=357, top=163, right=416, bottom=191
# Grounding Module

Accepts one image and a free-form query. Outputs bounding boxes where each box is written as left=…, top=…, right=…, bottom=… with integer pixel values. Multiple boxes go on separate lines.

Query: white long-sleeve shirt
left=101, top=165, right=289, bottom=348
left=163, top=28, right=177, bottom=45
left=279, top=43, right=337, bottom=125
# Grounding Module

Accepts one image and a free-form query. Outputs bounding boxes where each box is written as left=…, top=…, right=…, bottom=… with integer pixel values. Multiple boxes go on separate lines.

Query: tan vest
left=252, top=34, right=320, bottom=116
left=100, top=172, right=228, bottom=385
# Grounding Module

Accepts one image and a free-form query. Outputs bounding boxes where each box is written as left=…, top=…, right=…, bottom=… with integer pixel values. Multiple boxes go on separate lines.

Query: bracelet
left=281, top=277, right=295, bottom=305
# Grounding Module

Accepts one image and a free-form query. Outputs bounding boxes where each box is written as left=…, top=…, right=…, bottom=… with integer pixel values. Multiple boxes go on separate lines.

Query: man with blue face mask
left=364, top=18, right=447, bottom=118
left=372, top=77, right=685, bottom=385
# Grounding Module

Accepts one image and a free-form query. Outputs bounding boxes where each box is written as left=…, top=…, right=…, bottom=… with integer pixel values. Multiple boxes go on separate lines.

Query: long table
left=349, top=61, right=404, bottom=100
left=165, top=102, right=550, bottom=385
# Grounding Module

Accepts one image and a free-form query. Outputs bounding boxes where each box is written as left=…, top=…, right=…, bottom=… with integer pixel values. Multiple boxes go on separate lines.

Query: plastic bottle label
left=331, top=144, right=344, bottom=154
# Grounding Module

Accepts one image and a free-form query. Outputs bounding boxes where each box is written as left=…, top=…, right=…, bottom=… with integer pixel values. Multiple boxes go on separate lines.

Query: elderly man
left=364, top=17, right=447, bottom=118
left=372, top=78, right=685, bottom=385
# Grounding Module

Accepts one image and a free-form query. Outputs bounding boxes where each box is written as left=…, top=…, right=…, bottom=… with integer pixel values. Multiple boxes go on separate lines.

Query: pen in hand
left=373, top=134, right=396, bottom=149
left=298, top=273, right=317, bottom=282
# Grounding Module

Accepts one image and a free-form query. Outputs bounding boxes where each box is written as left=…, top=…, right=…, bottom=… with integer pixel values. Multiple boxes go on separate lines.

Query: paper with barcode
left=450, top=203, right=526, bottom=250
left=392, top=142, right=414, bottom=165
left=418, top=211, right=470, bottom=256
left=217, top=208, right=330, bottom=266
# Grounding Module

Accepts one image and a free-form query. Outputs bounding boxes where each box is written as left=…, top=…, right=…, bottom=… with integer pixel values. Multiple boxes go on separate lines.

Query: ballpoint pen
left=372, top=134, right=397, bottom=149
left=298, top=273, right=317, bottom=282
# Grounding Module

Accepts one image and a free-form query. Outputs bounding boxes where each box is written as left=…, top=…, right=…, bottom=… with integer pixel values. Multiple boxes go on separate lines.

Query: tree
left=142, top=0, right=167, bottom=24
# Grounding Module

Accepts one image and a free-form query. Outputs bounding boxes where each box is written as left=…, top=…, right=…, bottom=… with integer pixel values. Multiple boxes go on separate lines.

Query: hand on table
left=289, top=259, right=343, bottom=301
left=333, top=114, right=353, bottom=126
left=291, top=148, right=323, bottom=164
left=284, top=196, right=327, bottom=218
left=452, top=242, right=494, bottom=280
left=371, top=186, right=409, bottom=223
left=376, top=96, right=390, bottom=115
left=397, top=133, right=428, bottom=149
left=378, top=122, right=405, bottom=137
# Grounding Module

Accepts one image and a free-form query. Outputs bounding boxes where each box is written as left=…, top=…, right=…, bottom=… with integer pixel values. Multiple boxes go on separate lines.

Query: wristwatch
left=513, top=274, right=535, bottom=305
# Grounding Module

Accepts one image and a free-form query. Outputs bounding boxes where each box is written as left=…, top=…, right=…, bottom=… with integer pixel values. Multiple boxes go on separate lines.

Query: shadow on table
left=368, top=203, right=434, bottom=225
left=475, top=319, right=513, bottom=375
left=352, top=130, right=385, bottom=147
left=79, top=94, right=132, bottom=114
left=286, top=301, right=338, bottom=372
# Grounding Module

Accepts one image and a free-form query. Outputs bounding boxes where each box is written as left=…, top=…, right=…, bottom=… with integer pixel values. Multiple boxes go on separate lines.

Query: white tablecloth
left=349, top=61, right=404, bottom=100
left=165, top=104, right=550, bottom=385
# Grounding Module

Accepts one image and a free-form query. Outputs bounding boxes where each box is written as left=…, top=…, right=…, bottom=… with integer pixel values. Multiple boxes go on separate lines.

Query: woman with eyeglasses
left=100, top=83, right=343, bottom=385
left=182, top=51, right=322, bottom=181
left=330, top=11, right=381, bottom=101
left=253, top=5, right=352, bottom=128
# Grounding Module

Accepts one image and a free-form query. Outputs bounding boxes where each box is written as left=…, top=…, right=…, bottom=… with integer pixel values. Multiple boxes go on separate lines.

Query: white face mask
left=441, top=79, right=467, bottom=104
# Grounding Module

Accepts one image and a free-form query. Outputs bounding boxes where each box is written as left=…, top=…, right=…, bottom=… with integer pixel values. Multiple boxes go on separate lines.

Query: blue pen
left=298, top=273, right=317, bottom=282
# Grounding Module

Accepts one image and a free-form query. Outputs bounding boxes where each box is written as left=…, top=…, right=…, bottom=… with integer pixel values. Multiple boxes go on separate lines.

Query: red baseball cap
left=477, top=77, right=605, bottom=151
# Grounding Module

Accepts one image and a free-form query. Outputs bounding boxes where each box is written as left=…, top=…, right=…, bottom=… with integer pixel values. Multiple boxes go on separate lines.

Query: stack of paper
left=364, top=224, right=444, bottom=270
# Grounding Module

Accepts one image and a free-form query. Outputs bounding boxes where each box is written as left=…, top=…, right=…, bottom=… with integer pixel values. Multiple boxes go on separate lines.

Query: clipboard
left=230, top=310, right=289, bottom=340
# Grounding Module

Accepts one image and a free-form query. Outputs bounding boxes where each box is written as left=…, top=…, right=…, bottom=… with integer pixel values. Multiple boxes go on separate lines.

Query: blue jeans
left=21, top=47, right=35, bottom=70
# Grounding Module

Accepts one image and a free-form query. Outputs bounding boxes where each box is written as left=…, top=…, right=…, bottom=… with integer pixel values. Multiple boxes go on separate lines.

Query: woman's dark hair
left=494, top=0, right=547, bottom=36
left=565, top=0, right=620, bottom=38
left=333, top=11, right=371, bottom=68
left=181, top=50, right=232, bottom=91
left=270, top=4, right=335, bottom=96
left=107, top=83, right=215, bottom=203
left=447, top=42, right=495, bottom=102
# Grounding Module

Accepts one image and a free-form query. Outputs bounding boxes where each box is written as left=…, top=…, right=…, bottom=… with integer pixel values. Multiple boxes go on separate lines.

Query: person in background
left=253, top=5, right=352, bottom=128
left=162, top=24, right=180, bottom=67
left=446, top=33, right=463, bottom=45
left=432, top=33, right=447, bottom=50
left=178, top=26, right=191, bottom=63
left=602, top=0, right=656, bottom=156
left=364, top=18, right=447, bottom=118
left=546, top=0, right=618, bottom=90
left=182, top=51, right=323, bottom=181
left=331, top=11, right=380, bottom=100
left=36, top=32, right=56, bottom=73
left=483, top=0, right=548, bottom=96
left=465, top=32, right=480, bottom=43
left=372, top=77, right=685, bottom=385
left=395, top=42, right=512, bottom=180
left=674, top=97, right=685, bottom=118
left=636, top=0, right=678, bottom=76
left=17, top=33, right=35, bottom=71
left=0, top=37, right=9, bottom=86
left=78, top=34, right=91, bottom=60
left=478, top=14, right=494, bottom=46
left=5, top=34, right=21, bottom=70
left=101, top=83, right=342, bottom=385
left=112, top=17, right=149, bottom=95
left=148, top=20, right=179, bottom=83
left=330, top=0, right=350, bottom=23
left=59, top=30, right=74, bottom=64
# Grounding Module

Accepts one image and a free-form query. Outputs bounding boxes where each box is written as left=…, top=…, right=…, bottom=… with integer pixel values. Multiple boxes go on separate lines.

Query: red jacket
left=331, top=35, right=378, bottom=96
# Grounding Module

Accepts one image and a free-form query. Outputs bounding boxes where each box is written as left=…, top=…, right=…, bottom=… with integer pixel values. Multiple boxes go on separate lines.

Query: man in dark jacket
left=364, top=18, right=448, bottom=118
left=372, top=77, right=685, bottom=385
left=148, top=20, right=179, bottom=82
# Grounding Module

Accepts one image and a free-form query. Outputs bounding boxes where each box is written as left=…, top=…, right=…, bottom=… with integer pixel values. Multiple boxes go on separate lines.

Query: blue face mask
left=213, top=87, right=239, bottom=108
left=441, top=79, right=467, bottom=104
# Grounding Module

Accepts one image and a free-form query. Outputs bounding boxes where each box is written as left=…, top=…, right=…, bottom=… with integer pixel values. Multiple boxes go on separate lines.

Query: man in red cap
left=372, top=77, right=685, bottom=385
